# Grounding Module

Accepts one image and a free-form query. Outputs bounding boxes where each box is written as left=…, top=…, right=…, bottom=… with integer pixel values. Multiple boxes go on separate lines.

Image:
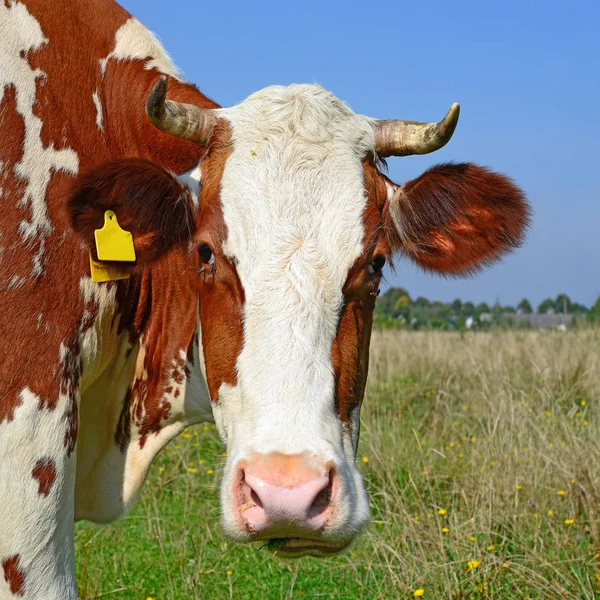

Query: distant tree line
left=375, top=289, right=600, bottom=330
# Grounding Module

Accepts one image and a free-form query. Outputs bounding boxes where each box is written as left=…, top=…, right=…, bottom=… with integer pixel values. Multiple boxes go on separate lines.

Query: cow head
left=69, top=76, right=529, bottom=556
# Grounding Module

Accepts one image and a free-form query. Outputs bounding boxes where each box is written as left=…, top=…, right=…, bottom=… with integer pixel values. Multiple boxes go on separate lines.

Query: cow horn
left=146, top=75, right=216, bottom=145
left=373, top=103, right=460, bottom=157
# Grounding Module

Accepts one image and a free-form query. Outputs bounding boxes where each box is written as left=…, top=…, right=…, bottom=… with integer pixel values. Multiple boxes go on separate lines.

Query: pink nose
left=236, top=453, right=336, bottom=534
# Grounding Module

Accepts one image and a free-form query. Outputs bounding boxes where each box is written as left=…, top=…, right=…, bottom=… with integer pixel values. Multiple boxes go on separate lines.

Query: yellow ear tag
left=94, top=210, right=136, bottom=262
left=89, top=252, right=131, bottom=283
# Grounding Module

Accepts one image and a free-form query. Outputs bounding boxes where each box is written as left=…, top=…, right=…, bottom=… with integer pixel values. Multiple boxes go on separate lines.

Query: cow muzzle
left=224, top=451, right=364, bottom=557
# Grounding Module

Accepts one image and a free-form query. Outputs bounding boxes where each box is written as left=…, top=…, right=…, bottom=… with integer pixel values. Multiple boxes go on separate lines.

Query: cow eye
left=369, top=255, right=386, bottom=275
left=198, top=245, right=215, bottom=267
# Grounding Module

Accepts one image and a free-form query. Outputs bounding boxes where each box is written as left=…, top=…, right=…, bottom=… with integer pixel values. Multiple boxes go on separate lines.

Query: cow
left=0, top=0, right=530, bottom=597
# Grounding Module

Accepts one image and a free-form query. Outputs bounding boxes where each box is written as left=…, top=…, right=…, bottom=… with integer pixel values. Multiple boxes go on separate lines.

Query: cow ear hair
left=68, top=159, right=197, bottom=270
left=385, top=162, right=530, bottom=276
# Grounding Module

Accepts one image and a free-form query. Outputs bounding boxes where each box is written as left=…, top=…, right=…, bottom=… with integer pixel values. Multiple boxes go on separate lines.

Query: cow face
left=70, top=82, right=529, bottom=557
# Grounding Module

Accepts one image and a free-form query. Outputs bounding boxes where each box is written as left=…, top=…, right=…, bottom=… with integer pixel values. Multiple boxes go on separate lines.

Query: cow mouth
left=264, top=537, right=351, bottom=558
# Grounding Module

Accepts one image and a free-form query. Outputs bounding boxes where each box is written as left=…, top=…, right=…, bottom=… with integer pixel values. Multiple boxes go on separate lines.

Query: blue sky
left=122, top=0, right=600, bottom=308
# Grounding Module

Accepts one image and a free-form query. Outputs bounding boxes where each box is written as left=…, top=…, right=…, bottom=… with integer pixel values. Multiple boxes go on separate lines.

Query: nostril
left=249, top=487, right=263, bottom=509
left=239, top=470, right=264, bottom=510
left=308, top=469, right=334, bottom=519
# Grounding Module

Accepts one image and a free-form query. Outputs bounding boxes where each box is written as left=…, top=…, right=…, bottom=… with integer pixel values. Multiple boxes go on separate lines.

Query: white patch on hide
left=0, top=1, right=79, bottom=277
left=79, top=277, right=118, bottom=385
left=178, top=165, right=201, bottom=209
left=99, top=17, right=180, bottom=78
left=92, top=90, right=103, bottom=131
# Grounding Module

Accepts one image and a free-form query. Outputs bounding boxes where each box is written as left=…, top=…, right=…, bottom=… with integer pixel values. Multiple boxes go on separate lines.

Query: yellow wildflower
left=581, top=401, right=587, bottom=407
left=565, top=519, right=574, bottom=525
left=469, top=536, right=476, bottom=542
left=548, top=510, right=554, bottom=516
left=487, top=545, right=495, bottom=551
left=557, top=490, right=566, bottom=496
left=467, top=560, right=480, bottom=570
left=438, top=508, right=447, bottom=516
left=413, top=590, right=424, bottom=597
left=362, top=456, right=369, bottom=464
left=227, top=570, right=233, bottom=576
left=187, top=467, right=197, bottom=474
left=207, top=469, right=214, bottom=475
left=516, top=484, right=523, bottom=490
left=442, top=527, right=449, bottom=534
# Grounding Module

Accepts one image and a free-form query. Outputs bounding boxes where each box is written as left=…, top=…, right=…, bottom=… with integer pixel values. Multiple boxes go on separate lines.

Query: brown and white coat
left=0, top=0, right=529, bottom=597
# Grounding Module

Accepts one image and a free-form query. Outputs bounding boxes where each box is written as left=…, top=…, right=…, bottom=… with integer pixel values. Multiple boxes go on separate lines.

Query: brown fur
left=332, top=160, right=390, bottom=424
left=31, top=458, right=57, bottom=497
left=69, top=159, right=197, bottom=269
left=193, top=123, right=246, bottom=401
left=387, top=162, right=530, bottom=276
left=2, top=555, right=25, bottom=596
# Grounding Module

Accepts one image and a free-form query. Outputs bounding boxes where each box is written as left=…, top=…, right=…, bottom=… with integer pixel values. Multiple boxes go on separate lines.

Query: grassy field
left=75, top=329, right=600, bottom=599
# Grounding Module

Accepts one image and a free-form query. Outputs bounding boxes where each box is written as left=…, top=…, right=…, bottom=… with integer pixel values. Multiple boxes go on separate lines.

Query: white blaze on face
left=213, top=85, right=374, bottom=537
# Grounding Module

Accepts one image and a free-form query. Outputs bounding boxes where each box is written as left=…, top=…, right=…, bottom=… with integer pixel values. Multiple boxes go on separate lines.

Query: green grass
left=76, top=329, right=600, bottom=599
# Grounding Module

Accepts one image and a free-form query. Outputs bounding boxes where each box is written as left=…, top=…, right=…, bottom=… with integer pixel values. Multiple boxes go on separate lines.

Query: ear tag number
left=94, top=210, right=136, bottom=262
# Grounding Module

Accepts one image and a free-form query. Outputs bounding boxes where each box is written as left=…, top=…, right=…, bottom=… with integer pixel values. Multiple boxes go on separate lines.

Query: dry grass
left=76, top=329, right=600, bottom=599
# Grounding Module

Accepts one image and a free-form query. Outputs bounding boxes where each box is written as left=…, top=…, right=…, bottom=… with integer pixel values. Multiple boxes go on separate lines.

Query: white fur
left=0, top=384, right=77, bottom=600
left=213, top=85, right=374, bottom=542
left=0, top=1, right=79, bottom=278
left=99, top=17, right=180, bottom=78
left=178, top=166, right=202, bottom=209
left=92, top=90, right=104, bottom=131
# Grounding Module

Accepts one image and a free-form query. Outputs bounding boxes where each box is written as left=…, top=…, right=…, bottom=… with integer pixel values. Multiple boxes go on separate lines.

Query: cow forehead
left=217, top=84, right=375, bottom=292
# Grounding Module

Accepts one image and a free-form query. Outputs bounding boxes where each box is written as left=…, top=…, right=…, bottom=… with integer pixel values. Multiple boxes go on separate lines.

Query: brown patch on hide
left=331, top=160, right=389, bottom=425
left=2, top=555, right=25, bottom=596
left=0, top=394, right=23, bottom=426
left=194, top=123, right=246, bottom=402
left=31, top=458, right=57, bottom=496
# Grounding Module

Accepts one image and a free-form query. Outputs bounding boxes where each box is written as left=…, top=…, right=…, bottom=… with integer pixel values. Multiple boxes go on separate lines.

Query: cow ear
left=68, top=159, right=196, bottom=268
left=386, top=162, right=530, bottom=276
